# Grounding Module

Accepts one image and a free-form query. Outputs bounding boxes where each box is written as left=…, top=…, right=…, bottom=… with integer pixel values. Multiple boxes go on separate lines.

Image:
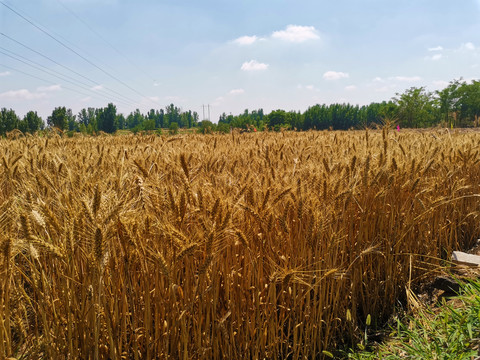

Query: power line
left=1, top=32, right=98, bottom=85
left=0, top=1, right=161, bottom=107
left=0, top=49, right=138, bottom=108
left=0, top=46, right=138, bottom=107
left=0, top=33, right=141, bottom=107
left=0, top=45, right=91, bottom=88
left=0, top=62, right=104, bottom=101
left=202, top=104, right=211, bottom=121
left=55, top=0, right=156, bottom=85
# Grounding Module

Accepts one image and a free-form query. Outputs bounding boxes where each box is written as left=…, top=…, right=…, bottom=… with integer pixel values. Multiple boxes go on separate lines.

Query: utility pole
left=202, top=104, right=210, bottom=121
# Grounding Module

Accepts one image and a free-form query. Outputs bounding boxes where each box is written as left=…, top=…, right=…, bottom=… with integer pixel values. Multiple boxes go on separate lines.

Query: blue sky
left=0, top=0, right=479, bottom=121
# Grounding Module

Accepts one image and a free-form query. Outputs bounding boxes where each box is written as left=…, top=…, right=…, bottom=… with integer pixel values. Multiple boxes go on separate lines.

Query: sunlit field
left=1, top=128, right=480, bottom=359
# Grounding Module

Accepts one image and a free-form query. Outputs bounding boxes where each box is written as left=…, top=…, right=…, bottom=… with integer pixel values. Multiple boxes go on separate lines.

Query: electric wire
left=0, top=62, right=107, bottom=102
left=0, top=51, right=136, bottom=108
left=0, top=46, right=138, bottom=107
left=0, top=1, right=162, bottom=108
left=2, top=32, right=107, bottom=87
left=55, top=0, right=156, bottom=85
left=0, top=33, right=141, bottom=107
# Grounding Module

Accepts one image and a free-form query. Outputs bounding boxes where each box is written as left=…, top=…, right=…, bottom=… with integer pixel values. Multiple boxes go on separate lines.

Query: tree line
left=0, top=78, right=479, bottom=136
left=217, top=79, right=480, bottom=131
left=50, top=103, right=200, bottom=134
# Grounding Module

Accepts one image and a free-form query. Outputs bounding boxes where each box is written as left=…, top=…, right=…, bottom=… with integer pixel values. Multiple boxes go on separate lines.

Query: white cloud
left=233, top=25, right=319, bottom=46
left=391, top=76, right=422, bottom=82
left=241, top=60, right=269, bottom=71
left=92, top=85, right=104, bottom=91
left=373, top=77, right=385, bottom=83
left=425, top=54, right=443, bottom=61
left=428, top=46, right=443, bottom=51
left=297, top=84, right=319, bottom=91
left=233, top=35, right=258, bottom=45
left=272, top=25, right=320, bottom=43
left=345, top=85, right=357, bottom=91
left=80, top=96, right=92, bottom=102
left=323, top=71, right=349, bottom=80
left=0, top=71, right=11, bottom=77
left=229, top=88, right=245, bottom=95
left=0, top=89, right=46, bottom=100
left=461, top=42, right=475, bottom=51
left=37, top=84, right=61, bottom=92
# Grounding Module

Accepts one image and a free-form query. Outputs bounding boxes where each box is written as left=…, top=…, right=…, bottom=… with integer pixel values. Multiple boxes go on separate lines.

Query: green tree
left=267, top=109, right=287, bottom=130
left=457, top=80, right=480, bottom=127
left=116, top=113, right=126, bottom=130
left=47, top=106, right=68, bottom=130
left=216, top=122, right=230, bottom=133
left=197, top=120, right=215, bottom=134
left=156, top=109, right=165, bottom=128
left=286, top=111, right=304, bottom=130
left=181, top=110, right=196, bottom=128
left=78, top=107, right=96, bottom=128
left=126, top=109, right=145, bottom=130
left=435, top=79, right=462, bottom=127
left=147, top=109, right=156, bottom=122
left=97, top=103, right=117, bottom=133
left=0, top=108, right=19, bottom=135
left=393, top=87, right=435, bottom=127
left=165, top=104, right=181, bottom=128
left=143, top=119, right=155, bottom=131
left=303, top=104, right=330, bottom=130
left=67, top=109, right=77, bottom=131
left=378, top=101, right=398, bottom=122
left=169, top=122, right=179, bottom=135
left=192, top=111, right=199, bottom=127
left=19, top=111, right=43, bottom=133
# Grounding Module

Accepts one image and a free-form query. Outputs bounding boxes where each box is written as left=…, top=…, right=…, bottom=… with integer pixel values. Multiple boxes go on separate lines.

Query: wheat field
left=1, top=128, right=480, bottom=359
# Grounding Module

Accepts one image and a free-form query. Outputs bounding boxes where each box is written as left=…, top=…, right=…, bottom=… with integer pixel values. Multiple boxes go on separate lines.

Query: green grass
left=348, top=280, right=480, bottom=359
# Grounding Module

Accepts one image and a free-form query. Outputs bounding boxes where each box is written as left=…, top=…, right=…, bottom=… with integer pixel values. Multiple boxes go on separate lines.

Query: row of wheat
left=0, top=129, right=479, bottom=359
